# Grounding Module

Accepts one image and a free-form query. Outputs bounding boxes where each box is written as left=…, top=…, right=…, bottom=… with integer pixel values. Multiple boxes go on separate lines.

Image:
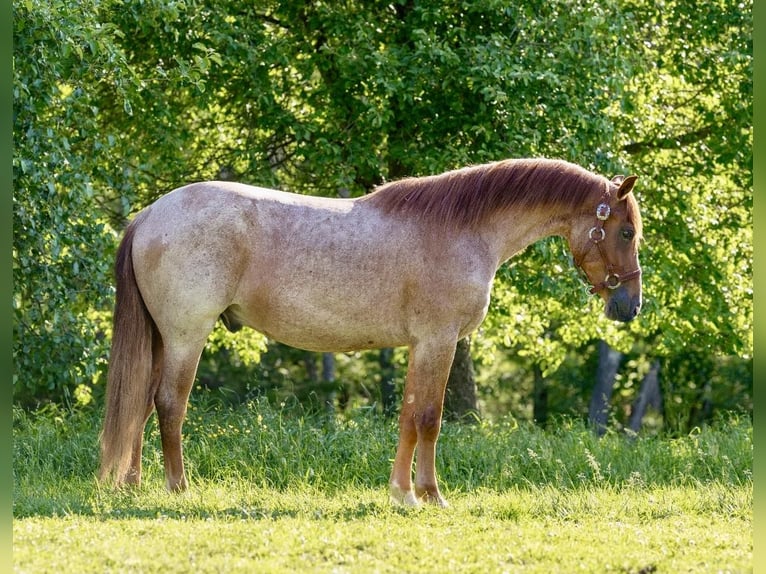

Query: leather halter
left=574, top=191, right=642, bottom=294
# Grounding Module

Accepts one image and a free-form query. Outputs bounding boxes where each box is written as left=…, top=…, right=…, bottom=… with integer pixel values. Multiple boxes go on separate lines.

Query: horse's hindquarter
left=132, top=182, right=496, bottom=352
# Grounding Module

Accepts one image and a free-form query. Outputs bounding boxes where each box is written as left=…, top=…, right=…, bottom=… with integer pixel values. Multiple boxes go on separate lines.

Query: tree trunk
left=687, top=370, right=714, bottom=431
left=379, top=347, right=397, bottom=417
left=379, top=106, right=410, bottom=418
left=444, top=338, right=479, bottom=422
left=304, top=351, right=318, bottom=384
left=589, top=340, right=623, bottom=435
left=532, top=363, right=548, bottom=428
left=628, top=360, right=662, bottom=433
left=321, top=352, right=336, bottom=413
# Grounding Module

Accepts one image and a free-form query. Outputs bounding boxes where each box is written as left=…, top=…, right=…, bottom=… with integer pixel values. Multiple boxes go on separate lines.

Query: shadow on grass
left=13, top=476, right=416, bottom=522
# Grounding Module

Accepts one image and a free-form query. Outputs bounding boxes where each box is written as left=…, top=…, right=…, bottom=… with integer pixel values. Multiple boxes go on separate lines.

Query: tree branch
left=622, top=125, right=714, bottom=155
left=253, top=12, right=289, bottom=30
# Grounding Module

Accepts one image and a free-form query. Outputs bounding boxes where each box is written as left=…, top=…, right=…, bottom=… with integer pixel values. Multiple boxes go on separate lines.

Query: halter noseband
left=574, top=191, right=642, bottom=294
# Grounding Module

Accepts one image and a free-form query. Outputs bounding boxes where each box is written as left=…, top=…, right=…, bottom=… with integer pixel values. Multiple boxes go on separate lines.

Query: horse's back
left=129, top=181, right=494, bottom=352
left=128, top=183, right=400, bottom=347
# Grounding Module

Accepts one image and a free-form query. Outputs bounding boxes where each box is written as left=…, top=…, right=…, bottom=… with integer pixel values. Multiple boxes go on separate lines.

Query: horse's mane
left=361, top=158, right=613, bottom=228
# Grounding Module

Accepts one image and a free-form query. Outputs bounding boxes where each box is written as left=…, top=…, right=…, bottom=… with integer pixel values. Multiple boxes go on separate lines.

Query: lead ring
left=588, top=227, right=605, bottom=241
left=605, top=273, right=621, bottom=289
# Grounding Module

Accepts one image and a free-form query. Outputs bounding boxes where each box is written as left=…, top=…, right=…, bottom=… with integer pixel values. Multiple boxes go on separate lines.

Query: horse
left=99, top=158, right=643, bottom=507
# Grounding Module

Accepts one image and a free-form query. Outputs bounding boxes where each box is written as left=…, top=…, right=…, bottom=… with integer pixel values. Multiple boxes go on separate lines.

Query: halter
left=574, top=191, right=642, bottom=294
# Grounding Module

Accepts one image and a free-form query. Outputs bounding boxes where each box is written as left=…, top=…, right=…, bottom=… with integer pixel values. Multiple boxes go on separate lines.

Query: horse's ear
left=616, top=175, right=638, bottom=200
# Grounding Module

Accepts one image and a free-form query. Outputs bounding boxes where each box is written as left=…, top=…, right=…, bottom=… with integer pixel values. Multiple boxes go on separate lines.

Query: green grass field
left=13, top=399, right=752, bottom=573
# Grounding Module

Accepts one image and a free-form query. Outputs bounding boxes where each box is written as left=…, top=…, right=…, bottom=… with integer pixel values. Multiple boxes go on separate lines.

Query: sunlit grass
left=13, top=399, right=752, bottom=572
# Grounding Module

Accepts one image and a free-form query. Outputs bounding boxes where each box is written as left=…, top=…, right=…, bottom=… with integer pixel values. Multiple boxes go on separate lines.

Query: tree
left=13, top=0, right=751, bottom=430
left=589, top=341, right=623, bottom=435
left=444, top=339, right=478, bottom=421
left=614, top=0, right=752, bottom=360
left=13, top=0, right=141, bottom=405
left=610, top=0, right=752, bottom=430
left=628, top=360, right=662, bottom=433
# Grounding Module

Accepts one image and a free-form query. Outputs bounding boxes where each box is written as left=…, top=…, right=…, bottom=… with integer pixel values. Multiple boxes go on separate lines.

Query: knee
left=415, top=404, right=441, bottom=441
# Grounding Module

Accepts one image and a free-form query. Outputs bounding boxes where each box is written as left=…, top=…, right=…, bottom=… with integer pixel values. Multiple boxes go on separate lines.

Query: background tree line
left=13, top=0, right=752, bottom=434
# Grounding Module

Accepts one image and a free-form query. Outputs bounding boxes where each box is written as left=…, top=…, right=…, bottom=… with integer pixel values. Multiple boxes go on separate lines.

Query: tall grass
left=13, top=395, right=752, bottom=518
left=13, top=398, right=752, bottom=572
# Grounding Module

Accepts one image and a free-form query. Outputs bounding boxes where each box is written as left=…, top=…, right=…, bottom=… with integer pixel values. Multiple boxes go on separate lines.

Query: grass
left=13, top=398, right=753, bottom=573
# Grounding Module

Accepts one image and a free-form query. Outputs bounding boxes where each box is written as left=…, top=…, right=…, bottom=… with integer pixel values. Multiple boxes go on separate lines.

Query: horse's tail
left=99, top=211, right=158, bottom=485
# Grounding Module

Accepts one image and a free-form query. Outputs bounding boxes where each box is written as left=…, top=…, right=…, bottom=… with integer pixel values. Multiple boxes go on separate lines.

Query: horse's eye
left=621, top=228, right=635, bottom=241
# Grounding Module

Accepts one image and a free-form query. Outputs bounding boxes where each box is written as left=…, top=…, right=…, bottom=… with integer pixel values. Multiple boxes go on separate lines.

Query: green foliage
left=13, top=0, right=752, bottom=419
left=612, top=0, right=752, bottom=360
left=12, top=0, right=228, bottom=405
left=13, top=0, right=133, bottom=404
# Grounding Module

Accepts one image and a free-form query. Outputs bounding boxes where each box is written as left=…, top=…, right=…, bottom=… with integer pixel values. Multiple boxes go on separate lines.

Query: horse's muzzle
left=605, top=286, right=642, bottom=322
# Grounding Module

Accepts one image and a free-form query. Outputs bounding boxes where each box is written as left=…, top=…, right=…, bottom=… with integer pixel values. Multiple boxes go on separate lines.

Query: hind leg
left=124, top=403, right=155, bottom=486
left=155, top=340, right=206, bottom=492
left=125, top=334, right=164, bottom=486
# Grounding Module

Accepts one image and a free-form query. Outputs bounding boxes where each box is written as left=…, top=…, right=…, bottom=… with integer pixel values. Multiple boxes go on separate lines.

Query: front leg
left=389, top=336, right=457, bottom=507
left=413, top=402, right=448, bottom=507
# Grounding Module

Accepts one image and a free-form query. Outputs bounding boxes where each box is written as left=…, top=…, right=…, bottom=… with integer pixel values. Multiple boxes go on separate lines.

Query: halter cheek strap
left=574, top=193, right=642, bottom=294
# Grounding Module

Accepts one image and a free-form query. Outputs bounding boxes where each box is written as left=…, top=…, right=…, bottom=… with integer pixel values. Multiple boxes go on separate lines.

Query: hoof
left=165, top=476, right=188, bottom=493
left=389, top=482, right=420, bottom=507
left=124, top=469, right=141, bottom=487
left=428, top=494, right=449, bottom=508
left=416, top=485, right=449, bottom=508
left=424, top=493, right=449, bottom=508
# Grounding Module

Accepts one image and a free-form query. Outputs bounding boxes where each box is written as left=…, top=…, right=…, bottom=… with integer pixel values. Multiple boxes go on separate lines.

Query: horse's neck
left=483, top=207, right=570, bottom=265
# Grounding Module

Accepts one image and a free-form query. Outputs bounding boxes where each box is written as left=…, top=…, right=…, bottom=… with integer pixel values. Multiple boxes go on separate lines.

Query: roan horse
left=99, top=158, right=642, bottom=507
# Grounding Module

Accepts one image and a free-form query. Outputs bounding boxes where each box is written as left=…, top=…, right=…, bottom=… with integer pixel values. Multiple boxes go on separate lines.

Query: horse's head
left=572, top=174, right=643, bottom=322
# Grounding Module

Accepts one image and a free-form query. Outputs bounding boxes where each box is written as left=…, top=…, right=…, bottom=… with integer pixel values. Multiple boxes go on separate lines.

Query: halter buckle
left=596, top=203, right=611, bottom=221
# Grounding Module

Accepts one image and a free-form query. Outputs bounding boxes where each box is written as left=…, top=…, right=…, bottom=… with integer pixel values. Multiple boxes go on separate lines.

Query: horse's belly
left=232, top=269, right=492, bottom=353
left=252, top=317, right=407, bottom=353
left=262, top=328, right=403, bottom=353
left=231, top=296, right=408, bottom=353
